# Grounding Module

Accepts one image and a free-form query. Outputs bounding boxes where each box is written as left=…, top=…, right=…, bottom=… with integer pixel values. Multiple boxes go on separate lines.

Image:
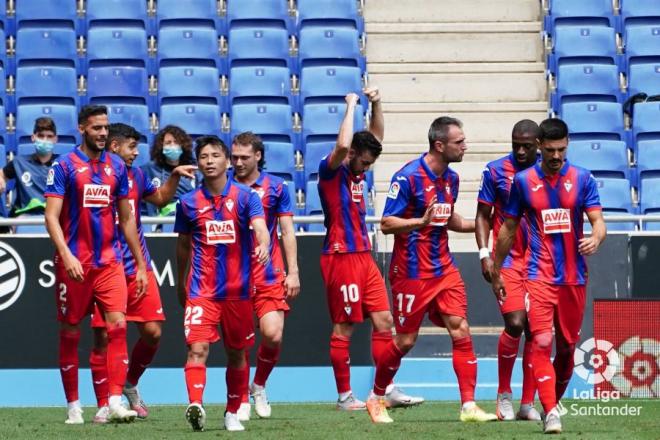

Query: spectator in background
left=140, top=125, right=198, bottom=219
left=0, top=117, right=59, bottom=216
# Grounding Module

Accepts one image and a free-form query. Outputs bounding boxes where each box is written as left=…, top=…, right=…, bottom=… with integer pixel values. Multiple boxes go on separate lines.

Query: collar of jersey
left=535, top=160, right=570, bottom=179
left=228, top=169, right=266, bottom=188
left=201, top=178, right=232, bottom=200
left=419, top=153, right=449, bottom=181
left=74, top=146, right=106, bottom=163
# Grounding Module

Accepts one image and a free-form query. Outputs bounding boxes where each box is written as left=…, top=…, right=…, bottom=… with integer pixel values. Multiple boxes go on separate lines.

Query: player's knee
left=372, top=312, right=394, bottom=331
left=187, top=344, right=209, bottom=363
left=226, top=348, right=245, bottom=368
left=533, top=332, right=554, bottom=350
left=556, top=341, right=575, bottom=356
left=143, top=325, right=162, bottom=345
left=504, top=317, right=525, bottom=338
left=263, top=328, right=283, bottom=346
left=395, top=333, right=417, bottom=354
left=447, top=318, right=470, bottom=339
left=93, top=328, right=108, bottom=350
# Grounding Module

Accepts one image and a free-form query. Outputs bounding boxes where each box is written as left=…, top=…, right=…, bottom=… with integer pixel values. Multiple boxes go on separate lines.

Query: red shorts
left=55, top=261, right=127, bottom=326
left=91, top=271, right=164, bottom=327
left=525, top=279, right=586, bottom=344
left=390, top=270, right=467, bottom=334
left=499, top=267, right=526, bottom=314
left=320, top=252, right=390, bottom=324
left=184, top=297, right=255, bottom=350
left=253, top=282, right=290, bottom=320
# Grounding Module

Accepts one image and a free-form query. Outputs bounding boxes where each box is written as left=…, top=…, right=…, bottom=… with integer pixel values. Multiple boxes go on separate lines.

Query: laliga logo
left=610, top=336, right=660, bottom=398
left=0, top=242, right=26, bottom=311
left=574, top=338, right=620, bottom=384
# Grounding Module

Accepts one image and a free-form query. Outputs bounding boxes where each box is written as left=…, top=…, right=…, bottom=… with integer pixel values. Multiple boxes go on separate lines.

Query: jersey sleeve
left=248, top=190, right=266, bottom=220
left=173, top=201, right=191, bottom=234
left=276, top=181, right=293, bottom=216
left=139, top=167, right=158, bottom=197
left=477, top=166, right=496, bottom=206
left=318, top=156, right=339, bottom=181
left=44, top=161, right=67, bottom=198
left=382, top=174, right=412, bottom=217
left=583, top=173, right=602, bottom=210
left=116, top=162, right=129, bottom=199
left=503, top=175, right=524, bottom=219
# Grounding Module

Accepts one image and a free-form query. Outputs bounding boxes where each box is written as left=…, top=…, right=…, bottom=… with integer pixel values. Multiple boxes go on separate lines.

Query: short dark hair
left=151, top=125, right=195, bottom=167
left=539, top=118, right=569, bottom=142
left=108, top=123, right=141, bottom=147
left=512, top=119, right=541, bottom=139
left=33, top=117, right=56, bottom=135
left=428, top=116, right=462, bottom=149
left=78, top=105, right=108, bottom=125
left=232, top=131, right=265, bottom=169
left=351, top=131, right=382, bottom=158
left=195, top=135, right=229, bottom=159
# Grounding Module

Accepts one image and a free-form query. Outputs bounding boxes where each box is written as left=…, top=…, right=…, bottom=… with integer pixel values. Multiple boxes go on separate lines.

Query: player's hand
left=420, top=195, right=438, bottom=227
left=491, top=271, right=507, bottom=304
left=63, top=252, right=84, bottom=282
left=134, top=265, right=148, bottom=298
left=363, top=86, right=381, bottom=103
left=254, top=244, right=270, bottom=266
left=284, top=271, right=300, bottom=300
left=480, top=256, right=494, bottom=283
left=345, top=93, right=359, bottom=107
left=172, top=165, right=198, bottom=179
left=578, top=236, right=600, bottom=256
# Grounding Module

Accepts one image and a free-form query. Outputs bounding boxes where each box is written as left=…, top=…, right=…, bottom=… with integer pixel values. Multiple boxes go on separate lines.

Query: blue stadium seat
left=625, top=25, right=660, bottom=74
left=637, top=140, right=660, bottom=181
left=16, top=103, right=79, bottom=150
left=596, top=177, right=634, bottom=212
left=0, top=104, right=6, bottom=148
left=86, top=0, right=151, bottom=34
left=640, top=176, right=660, bottom=214
left=157, top=21, right=221, bottom=70
left=156, top=0, right=225, bottom=35
left=567, top=140, right=629, bottom=180
left=230, top=103, right=294, bottom=143
left=227, top=24, right=292, bottom=71
left=628, top=63, right=660, bottom=96
left=560, top=102, right=625, bottom=142
left=87, top=21, right=149, bottom=69
left=552, top=64, right=622, bottom=111
left=304, top=180, right=325, bottom=232
left=298, top=0, right=364, bottom=34
left=159, top=102, right=222, bottom=138
left=545, top=0, right=615, bottom=37
left=632, top=102, right=660, bottom=149
left=298, top=24, right=365, bottom=72
left=262, top=142, right=296, bottom=182
left=299, top=65, right=363, bottom=110
left=15, top=65, right=78, bottom=105
left=302, top=102, right=364, bottom=147
left=15, top=0, right=78, bottom=30
left=620, top=0, right=660, bottom=39
left=0, top=25, right=6, bottom=75
left=304, top=141, right=334, bottom=182
left=226, top=0, right=294, bottom=34
left=158, top=65, right=221, bottom=106
left=15, top=23, right=79, bottom=71
left=548, top=26, right=620, bottom=75
left=101, top=102, right=151, bottom=139
left=228, top=66, right=292, bottom=108
left=0, top=65, right=6, bottom=113
left=87, top=62, right=149, bottom=104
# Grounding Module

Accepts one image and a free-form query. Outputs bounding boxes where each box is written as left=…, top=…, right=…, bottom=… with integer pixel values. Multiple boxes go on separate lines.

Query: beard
left=84, top=131, right=105, bottom=152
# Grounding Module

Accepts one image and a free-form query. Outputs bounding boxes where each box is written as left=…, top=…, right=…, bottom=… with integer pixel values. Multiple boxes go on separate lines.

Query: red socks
left=106, top=321, right=129, bottom=396
left=531, top=335, right=557, bottom=413
left=226, top=366, right=249, bottom=414
left=373, top=340, right=404, bottom=396
left=59, top=329, right=81, bottom=403
left=253, top=344, right=280, bottom=387
left=89, top=348, right=109, bottom=407
left=329, top=334, right=351, bottom=394
left=185, top=362, right=206, bottom=404
left=371, top=330, right=392, bottom=365
left=497, top=331, right=520, bottom=394
left=521, top=339, right=537, bottom=405
left=553, top=341, right=576, bottom=401
left=127, top=338, right=159, bottom=386
left=452, top=336, right=477, bottom=404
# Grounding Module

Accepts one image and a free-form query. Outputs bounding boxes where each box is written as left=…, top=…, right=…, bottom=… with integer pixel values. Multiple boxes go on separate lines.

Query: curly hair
left=150, top=125, right=195, bottom=167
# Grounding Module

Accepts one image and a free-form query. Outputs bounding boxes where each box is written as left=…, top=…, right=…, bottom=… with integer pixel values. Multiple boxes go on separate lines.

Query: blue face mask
left=163, top=145, right=183, bottom=162
left=34, top=139, right=55, bottom=156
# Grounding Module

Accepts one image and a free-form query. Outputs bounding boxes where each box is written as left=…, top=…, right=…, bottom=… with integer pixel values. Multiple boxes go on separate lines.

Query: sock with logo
left=126, top=338, right=159, bottom=386
left=373, top=340, right=404, bottom=396
left=497, top=330, right=520, bottom=394
left=330, top=333, right=351, bottom=394
left=89, top=348, right=109, bottom=407
left=226, top=365, right=249, bottom=414
left=106, top=320, right=129, bottom=397
left=59, top=328, right=81, bottom=403
left=253, top=343, right=281, bottom=387
left=452, top=336, right=477, bottom=404
left=184, top=362, right=206, bottom=404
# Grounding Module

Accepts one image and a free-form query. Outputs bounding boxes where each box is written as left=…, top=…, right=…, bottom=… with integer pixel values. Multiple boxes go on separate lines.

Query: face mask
left=163, top=145, right=183, bottom=162
left=34, top=139, right=55, bottom=156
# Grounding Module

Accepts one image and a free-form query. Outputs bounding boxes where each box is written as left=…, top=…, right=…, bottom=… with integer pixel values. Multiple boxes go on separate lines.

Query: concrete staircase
left=365, top=0, right=547, bottom=251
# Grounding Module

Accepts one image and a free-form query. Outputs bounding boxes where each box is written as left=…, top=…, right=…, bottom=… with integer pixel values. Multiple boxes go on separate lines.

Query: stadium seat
left=544, top=0, right=615, bottom=37
left=0, top=104, right=6, bottom=148
left=620, top=0, right=660, bottom=39
left=226, top=0, right=294, bottom=34
left=262, top=142, right=296, bottom=182
left=632, top=102, right=660, bottom=148
left=298, top=0, right=364, bottom=34
left=230, top=103, right=295, bottom=143
left=640, top=176, right=660, bottom=215
left=87, top=62, right=149, bottom=104
left=628, top=63, right=660, bottom=96
left=548, top=26, right=620, bottom=75
left=637, top=140, right=660, bottom=181
left=0, top=26, right=6, bottom=76
left=157, top=65, right=221, bottom=106
left=228, top=66, right=292, bottom=108
left=595, top=177, right=637, bottom=230
left=302, top=102, right=364, bottom=147
left=157, top=21, right=221, bottom=70
left=87, top=21, right=149, bottom=68
left=101, top=101, right=151, bottom=139
left=156, top=0, right=225, bottom=35
left=15, top=23, right=79, bottom=70
left=226, top=24, right=293, bottom=71
left=625, top=25, right=660, bottom=74
left=304, top=180, right=325, bottom=232
left=552, top=64, right=622, bottom=111
left=560, top=102, right=625, bottom=142
left=159, top=102, right=222, bottom=138
left=298, top=24, right=365, bottom=72
left=15, top=103, right=79, bottom=149
left=15, top=64, right=78, bottom=105
left=86, top=0, right=151, bottom=34
left=299, top=65, right=363, bottom=110
left=15, top=0, right=78, bottom=30
left=0, top=65, right=6, bottom=113
left=304, top=141, right=334, bottom=182
left=567, top=140, right=630, bottom=180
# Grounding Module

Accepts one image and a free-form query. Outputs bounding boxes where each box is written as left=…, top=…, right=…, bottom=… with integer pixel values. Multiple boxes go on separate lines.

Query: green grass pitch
left=1, top=400, right=659, bottom=439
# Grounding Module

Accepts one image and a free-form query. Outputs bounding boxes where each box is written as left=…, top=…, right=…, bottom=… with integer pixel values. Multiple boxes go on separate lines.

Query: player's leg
left=90, top=313, right=110, bottom=424
left=496, top=310, right=525, bottom=420
left=123, top=320, right=162, bottom=418
left=250, top=309, right=285, bottom=418
left=553, top=285, right=587, bottom=402
left=517, top=323, right=541, bottom=421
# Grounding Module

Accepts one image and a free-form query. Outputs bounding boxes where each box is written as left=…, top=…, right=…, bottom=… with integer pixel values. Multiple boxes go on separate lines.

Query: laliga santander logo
left=610, top=336, right=660, bottom=398
left=574, top=338, right=620, bottom=385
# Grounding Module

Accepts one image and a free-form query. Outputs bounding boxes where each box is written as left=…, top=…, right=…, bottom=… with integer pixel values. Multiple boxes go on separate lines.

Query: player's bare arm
left=45, top=196, right=84, bottom=282
left=448, top=211, right=475, bottom=233
left=175, top=232, right=192, bottom=308
left=118, top=197, right=148, bottom=296
left=251, top=217, right=271, bottom=266
left=579, top=209, right=606, bottom=256
left=279, top=215, right=300, bottom=300
left=475, top=202, right=494, bottom=282
left=491, top=217, right=520, bottom=302
left=381, top=195, right=437, bottom=235
left=328, top=93, right=360, bottom=170
left=144, top=165, right=198, bottom=207
left=365, top=86, right=384, bottom=143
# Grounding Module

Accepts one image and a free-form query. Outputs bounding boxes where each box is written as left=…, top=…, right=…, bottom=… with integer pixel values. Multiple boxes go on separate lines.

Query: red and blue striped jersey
left=383, top=154, right=459, bottom=280
left=118, top=166, right=157, bottom=276
left=477, top=153, right=532, bottom=271
left=318, top=156, right=370, bottom=254
left=231, top=171, right=293, bottom=288
left=174, top=180, right=265, bottom=300
left=45, top=148, right=129, bottom=268
left=503, top=162, right=601, bottom=285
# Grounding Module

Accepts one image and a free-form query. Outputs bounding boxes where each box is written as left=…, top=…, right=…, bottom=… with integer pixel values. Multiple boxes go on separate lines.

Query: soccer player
left=44, top=105, right=147, bottom=424
left=491, top=118, right=606, bottom=434
left=475, top=120, right=541, bottom=421
left=229, top=132, right=300, bottom=420
left=367, top=116, right=497, bottom=423
left=89, top=123, right=197, bottom=423
left=175, top=135, right=270, bottom=432
left=320, top=88, right=423, bottom=411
